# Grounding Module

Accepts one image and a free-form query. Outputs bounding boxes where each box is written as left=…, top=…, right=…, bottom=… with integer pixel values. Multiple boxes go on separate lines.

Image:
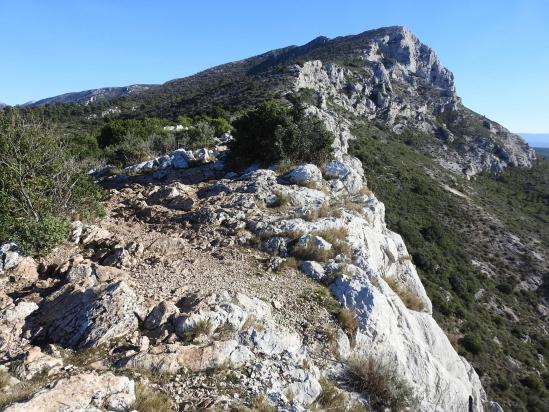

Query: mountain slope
left=25, top=84, right=153, bottom=106
left=6, top=26, right=547, bottom=410
left=27, top=26, right=534, bottom=177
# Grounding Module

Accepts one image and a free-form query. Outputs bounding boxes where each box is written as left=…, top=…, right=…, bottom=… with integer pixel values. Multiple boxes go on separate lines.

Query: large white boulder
left=4, top=372, right=135, bottom=412
left=331, top=268, right=485, bottom=411
left=284, top=164, right=323, bottom=185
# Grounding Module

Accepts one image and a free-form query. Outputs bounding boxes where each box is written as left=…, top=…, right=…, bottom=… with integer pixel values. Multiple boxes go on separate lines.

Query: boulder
left=118, top=341, right=254, bottom=374
left=296, top=234, right=332, bottom=251
left=0, top=301, right=38, bottom=357
left=330, top=272, right=486, bottom=411
left=0, top=242, right=23, bottom=273
left=14, top=346, right=63, bottom=380
left=4, top=372, right=135, bottom=412
left=8, top=256, right=39, bottom=283
left=298, top=261, right=325, bottom=282
left=284, top=164, right=322, bottom=186
left=144, top=300, right=179, bottom=330
left=28, top=281, right=140, bottom=349
left=261, top=237, right=290, bottom=257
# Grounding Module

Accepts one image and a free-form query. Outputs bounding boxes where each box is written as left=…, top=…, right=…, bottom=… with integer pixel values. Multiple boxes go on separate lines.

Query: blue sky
left=1, top=0, right=548, bottom=136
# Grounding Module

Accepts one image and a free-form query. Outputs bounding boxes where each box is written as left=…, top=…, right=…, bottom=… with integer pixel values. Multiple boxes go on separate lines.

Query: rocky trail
left=0, top=145, right=500, bottom=411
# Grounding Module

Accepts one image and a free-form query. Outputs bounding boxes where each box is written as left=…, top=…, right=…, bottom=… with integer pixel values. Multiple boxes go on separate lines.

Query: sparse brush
left=0, top=370, right=49, bottom=410
left=313, top=227, right=352, bottom=258
left=270, top=190, right=291, bottom=208
left=230, top=395, right=276, bottom=412
left=183, top=319, right=213, bottom=342
left=292, top=243, right=333, bottom=262
left=132, top=383, right=174, bottom=412
left=316, top=377, right=347, bottom=409
left=337, top=308, right=359, bottom=339
left=304, top=202, right=342, bottom=222
left=275, top=161, right=296, bottom=176
left=215, top=322, right=237, bottom=341
left=359, top=186, right=374, bottom=196
left=0, top=370, right=10, bottom=390
left=381, top=276, right=425, bottom=312
left=302, top=285, right=341, bottom=315
left=278, top=256, right=299, bottom=271
left=345, top=356, right=415, bottom=412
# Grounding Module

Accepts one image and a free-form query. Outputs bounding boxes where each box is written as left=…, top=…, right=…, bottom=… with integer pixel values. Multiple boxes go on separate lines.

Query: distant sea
left=519, top=133, right=549, bottom=158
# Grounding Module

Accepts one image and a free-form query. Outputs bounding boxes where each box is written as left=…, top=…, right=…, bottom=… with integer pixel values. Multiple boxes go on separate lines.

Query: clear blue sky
left=1, top=0, right=548, bottom=134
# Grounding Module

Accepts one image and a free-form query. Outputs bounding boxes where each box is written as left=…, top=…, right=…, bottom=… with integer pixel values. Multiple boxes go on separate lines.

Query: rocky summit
left=1, top=25, right=546, bottom=412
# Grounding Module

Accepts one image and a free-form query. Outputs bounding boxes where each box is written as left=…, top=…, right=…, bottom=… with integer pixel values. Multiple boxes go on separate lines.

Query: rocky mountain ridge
left=19, top=26, right=535, bottom=177
left=0, top=141, right=501, bottom=410
left=24, top=84, right=152, bottom=107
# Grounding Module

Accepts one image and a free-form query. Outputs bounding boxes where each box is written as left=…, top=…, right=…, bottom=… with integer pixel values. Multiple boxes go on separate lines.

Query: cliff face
left=24, top=26, right=535, bottom=177
left=289, top=26, right=535, bottom=176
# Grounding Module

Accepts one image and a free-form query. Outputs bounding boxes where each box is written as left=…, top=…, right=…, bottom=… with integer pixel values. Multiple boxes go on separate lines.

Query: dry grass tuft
left=337, top=308, right=359, bottom=339
left=230, top=395, right=276, bottom=412
left=293, top=243, right=333, bottom=262
left=315, top=377, right=348, bottom=409
left=0, top=370, right=48, bottom=410
left=270, top=190, right=291, bottom=208
left=183, top=319, right=213, bottom=342
left=382, top=276, right=425, bottom=312
left=0, top=370, right=10, bottom=390
left=132, top=383, right=174, bottom=412
left=345, top=356, right=415, bottom=411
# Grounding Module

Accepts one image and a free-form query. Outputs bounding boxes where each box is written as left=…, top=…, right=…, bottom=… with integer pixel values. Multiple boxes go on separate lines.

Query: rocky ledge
left=0, top=146, right=500, bottom=411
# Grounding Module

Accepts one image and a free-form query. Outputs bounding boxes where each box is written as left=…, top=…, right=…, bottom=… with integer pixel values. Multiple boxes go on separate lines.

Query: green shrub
left=229, top=100, right=334, bottom=167
left=6, top=216, right=71, bottom=256
left=0, top=111, right=104, bottom=256
left=520, top=375, right=542, bottom=391
left=103, top=138, right=152, bottom=166
left=459, top=334, right=483, bottom=355
left=174, top=120, right=216, bottom=149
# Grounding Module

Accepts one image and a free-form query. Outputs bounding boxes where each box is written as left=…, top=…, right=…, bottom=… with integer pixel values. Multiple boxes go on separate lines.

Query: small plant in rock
left=230, top=395, right=277, bottom=412
left=304, top=202, right=342, bottom=222
left=345, top=356, right=415, bottom=411
left=241, top=316, right=265, bottom=332
left=0, top=369, right=49, bottom=410
left=132, top=383, right=174, bottom=412
left=215, top=322, right=237, bottom=341
left=292, top=242, right=333, bottom=262
left=315, top=377, right=348, bottom=409
left=0, top=370, right=10, bottom=390
left=277, top=256, right=299, bottom=272
left=270, top=190, right=291, bottom=208
left=337, top=308, right=359, bottom=339
left=183, top=319, right=213, bottom=342
left=313, top=227, right=352, bottom=258
left=382, top=275, right=425, bottom=312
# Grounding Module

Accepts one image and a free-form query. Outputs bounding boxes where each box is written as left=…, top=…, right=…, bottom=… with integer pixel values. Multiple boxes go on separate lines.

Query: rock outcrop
left=4, top=372, right=135, bottom=412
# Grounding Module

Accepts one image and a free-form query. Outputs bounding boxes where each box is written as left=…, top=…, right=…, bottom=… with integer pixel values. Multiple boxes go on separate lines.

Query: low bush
left=0, top=111, right=104, bottom=256
left=345, top=356, right=415, bottom=411
left=132, top=383, right=174, bottom=412
left=459, top=334, right=483, bottom=355
left=337, top=308, right=359, bottom=338
left=316, top=377, right=347, bottom=409
left=382, top=276, right=425, bottom=312
left=6, top=215, right=71, bottom=256
left=229, top=100, right=334, bottom=168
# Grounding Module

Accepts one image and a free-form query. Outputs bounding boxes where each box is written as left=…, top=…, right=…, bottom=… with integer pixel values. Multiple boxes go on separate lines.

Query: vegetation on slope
left=0, top=111, right=104, bottom=255
left=350, top=123, right=548, bottom=412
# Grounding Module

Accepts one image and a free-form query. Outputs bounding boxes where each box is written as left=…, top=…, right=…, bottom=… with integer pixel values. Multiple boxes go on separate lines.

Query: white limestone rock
left=3, top=372, right=135, bottom=412
left=284, top=164, right=322, bottom=186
